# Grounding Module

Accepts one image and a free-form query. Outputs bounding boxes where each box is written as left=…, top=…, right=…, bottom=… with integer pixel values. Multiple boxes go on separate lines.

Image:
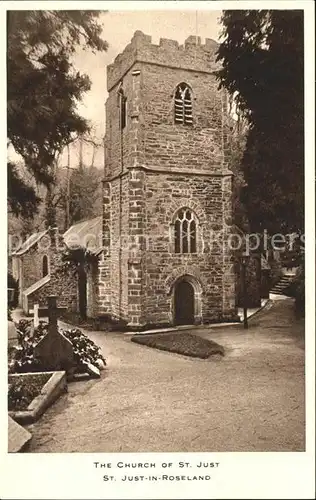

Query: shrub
left=9, top=320, right=106, bottom=374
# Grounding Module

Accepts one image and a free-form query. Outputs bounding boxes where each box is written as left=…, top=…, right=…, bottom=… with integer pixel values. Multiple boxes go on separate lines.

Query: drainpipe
left=118, top=89, right=124, bottom=320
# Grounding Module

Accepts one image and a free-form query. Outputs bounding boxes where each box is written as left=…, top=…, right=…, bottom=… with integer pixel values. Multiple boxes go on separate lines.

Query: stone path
left=26, top=298, right=305, bottom=452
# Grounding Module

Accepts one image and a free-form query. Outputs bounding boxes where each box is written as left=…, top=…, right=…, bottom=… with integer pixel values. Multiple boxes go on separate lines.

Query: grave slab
left=8, top=415, right=32, bottom=453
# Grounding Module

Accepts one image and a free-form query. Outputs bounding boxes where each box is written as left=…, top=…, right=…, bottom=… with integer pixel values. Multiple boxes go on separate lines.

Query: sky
left=69, top=10, right=222, bottom=167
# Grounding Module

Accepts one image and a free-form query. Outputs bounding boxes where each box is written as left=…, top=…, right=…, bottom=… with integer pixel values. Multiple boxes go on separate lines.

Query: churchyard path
left=26, top=297, right=305, bottom=452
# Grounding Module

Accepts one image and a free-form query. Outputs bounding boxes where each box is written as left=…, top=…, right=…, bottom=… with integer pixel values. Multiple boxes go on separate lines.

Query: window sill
left=173, top=252, right=199, bottom=256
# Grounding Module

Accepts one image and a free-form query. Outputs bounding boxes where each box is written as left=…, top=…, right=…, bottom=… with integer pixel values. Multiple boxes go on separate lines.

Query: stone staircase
left=270, top=273, right=296, bottom=296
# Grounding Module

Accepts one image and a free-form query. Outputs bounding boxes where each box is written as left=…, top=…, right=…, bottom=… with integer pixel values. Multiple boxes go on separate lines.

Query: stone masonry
left=98, top=31, right=238, bottom=328
left=25, top=232, right=78, bottom=312
left=12, top=229, right=78, bottom=313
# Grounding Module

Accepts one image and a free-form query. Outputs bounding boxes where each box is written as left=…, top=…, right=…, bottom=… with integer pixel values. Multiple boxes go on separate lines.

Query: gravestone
left=34, top=296, right=74, bottom=373
left=8, top=321, right=18, bottom=348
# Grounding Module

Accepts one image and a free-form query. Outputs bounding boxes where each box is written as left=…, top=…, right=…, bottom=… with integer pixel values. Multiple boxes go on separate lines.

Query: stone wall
left=16, top=229, right=101, bottom=317
left=140, top=63, right=226, bottom=173
left=20, top=245, right=51, bottom=291
left=141, top=171, right=236, bottom=325
left=97, top=182, right=112, bottom=316
left=104, top=32, right=230, bottom=180
left=107, top=31, right=220, bottom=91
left=99, top=167, right=237, bottom=327
left=87, top=262, right=99, bottom=318
left=99, top=31, right=236, bottom=327
left=25, top=235, right=78, bottom=312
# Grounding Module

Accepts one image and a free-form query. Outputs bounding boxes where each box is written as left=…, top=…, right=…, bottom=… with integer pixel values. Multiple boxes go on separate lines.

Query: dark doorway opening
left=174, top=280, right=195, bottom=325
left=78, top=267, right=87, bottom=319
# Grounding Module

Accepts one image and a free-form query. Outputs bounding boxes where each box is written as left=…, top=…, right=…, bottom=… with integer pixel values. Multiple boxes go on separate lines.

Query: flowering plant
left=9, top=320, right=106, bottom=374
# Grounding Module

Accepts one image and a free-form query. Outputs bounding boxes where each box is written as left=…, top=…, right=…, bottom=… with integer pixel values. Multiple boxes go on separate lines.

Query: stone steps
left=270, top=274, right=296, bottom=295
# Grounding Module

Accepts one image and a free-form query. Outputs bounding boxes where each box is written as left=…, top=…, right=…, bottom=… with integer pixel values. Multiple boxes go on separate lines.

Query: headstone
left=33, top=303, right=39, bottom=329
left=8, top=321, right=18, bottom=348
left=34, top=296, right=74, bottom=372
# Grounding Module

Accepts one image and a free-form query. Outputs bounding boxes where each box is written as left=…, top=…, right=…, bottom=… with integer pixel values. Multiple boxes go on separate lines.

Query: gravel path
left=26, top=298, right=305, bottom=452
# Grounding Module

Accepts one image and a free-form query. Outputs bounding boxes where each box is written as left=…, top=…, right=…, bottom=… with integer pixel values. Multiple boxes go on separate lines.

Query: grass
left=131, top=332, right=225, bottom=359
left=8, top=373, right=52, bottom=412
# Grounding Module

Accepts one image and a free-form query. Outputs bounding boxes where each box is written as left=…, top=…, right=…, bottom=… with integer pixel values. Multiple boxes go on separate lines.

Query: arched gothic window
left=118, top=88, right=127, bottom=129
left=174, top=208, right=197, bottom=253
left=42, top=255, right=49, bottom=277
left=174, top=83, right=193, bottom=125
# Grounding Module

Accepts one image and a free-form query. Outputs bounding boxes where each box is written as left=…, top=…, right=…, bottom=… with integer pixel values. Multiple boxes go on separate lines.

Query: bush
left=9, top=320, right=106, bottom=374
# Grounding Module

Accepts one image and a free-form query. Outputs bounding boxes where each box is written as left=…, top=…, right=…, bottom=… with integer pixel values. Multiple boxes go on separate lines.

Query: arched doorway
left=174, top=280, right=195, bottom=325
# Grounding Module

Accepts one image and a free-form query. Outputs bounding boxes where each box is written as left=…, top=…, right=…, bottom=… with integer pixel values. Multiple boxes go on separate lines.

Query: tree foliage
left=7, top=10, right=108, bottom=217
left=224, top=113, right=249, bottom=230
left=216, top=10, right=304, bottom=233
left=8, top=162, right=41, bottom=219
left=48, top=136, right=104, bottom=231
left=67, top=166, right=103, bottom=227
left=8, top=155, right=103, bottom=239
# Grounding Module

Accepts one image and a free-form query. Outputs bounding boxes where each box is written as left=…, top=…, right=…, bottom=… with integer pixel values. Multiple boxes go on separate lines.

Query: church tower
left=98, top=31, right=237, bottom=328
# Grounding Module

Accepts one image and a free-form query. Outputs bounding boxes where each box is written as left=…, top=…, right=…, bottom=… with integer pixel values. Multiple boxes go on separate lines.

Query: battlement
left=107, top=30, right=220, bottom=91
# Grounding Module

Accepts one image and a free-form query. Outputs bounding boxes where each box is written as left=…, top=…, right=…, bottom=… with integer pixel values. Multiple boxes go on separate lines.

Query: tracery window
left=174, top=83, right=193, bottom=125
left=174, top=208, right=197, bottom=253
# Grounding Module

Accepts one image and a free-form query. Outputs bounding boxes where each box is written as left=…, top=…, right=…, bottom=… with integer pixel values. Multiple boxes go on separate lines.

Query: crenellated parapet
left=107, top=30, right=220, bottom=91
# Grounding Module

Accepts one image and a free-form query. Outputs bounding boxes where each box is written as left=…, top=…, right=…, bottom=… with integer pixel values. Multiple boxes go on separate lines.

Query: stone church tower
left=98, top=31, right=237, bottom=329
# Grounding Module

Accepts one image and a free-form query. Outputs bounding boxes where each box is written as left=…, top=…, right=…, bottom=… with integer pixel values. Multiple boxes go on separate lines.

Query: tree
left=7, top=10, right=108, bottom=218
left=67, top=166, right=103, bottom=227
left=223, top=106, right=249, bottom=230
left=44, top=134, right=104, bottom=231
left=8, top=137, right=104, bottom=244
left=61, top=134, right=103, bottom=230
left=216, top=10, right=304, bottom=234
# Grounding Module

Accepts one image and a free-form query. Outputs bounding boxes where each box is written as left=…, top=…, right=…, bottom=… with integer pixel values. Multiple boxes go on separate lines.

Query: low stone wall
left=9, top=371, right=67, bottom=425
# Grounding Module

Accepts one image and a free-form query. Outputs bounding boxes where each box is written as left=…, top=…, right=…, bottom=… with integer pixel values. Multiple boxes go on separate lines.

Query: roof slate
left=63, top=216, right=103, bottom=255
